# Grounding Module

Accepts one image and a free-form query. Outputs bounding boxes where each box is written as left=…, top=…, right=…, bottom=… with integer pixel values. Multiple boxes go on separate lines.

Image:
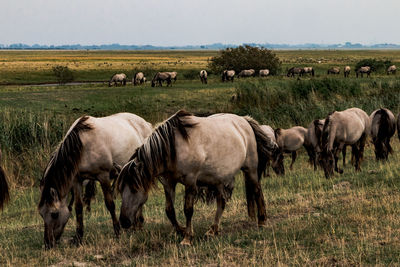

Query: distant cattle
left=344, top=66, right=351, bottom=77
left=259, top=69, right=270, bottom=77
left=327, top=67, right=340, bottom=75
left=356, top=66, right=371, bottom=78
left=199, top=70, right=207, bottom=84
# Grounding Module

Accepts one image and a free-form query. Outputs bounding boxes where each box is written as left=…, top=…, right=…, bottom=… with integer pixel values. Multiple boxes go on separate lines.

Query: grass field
left=0, top=50, right=400, bottom=266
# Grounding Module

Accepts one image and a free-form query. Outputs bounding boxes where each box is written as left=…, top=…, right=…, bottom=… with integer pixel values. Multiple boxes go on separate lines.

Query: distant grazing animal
left=237, top=69, right=255, bottom=78
left=370, top=108, right=396, bottom=160
left=287, top=67, right=303, bottom=77
left=109, top=73, right=127, bottom=87
left=222, top=70, right=235, bottom=82
left=151, top=72, right=172, bottom=87
left=260, top=125, right=284, bottom=176
left=200, top=70, right=208, bottom=84
left=327, top=67, right=340, bottom=75
left=301, top=67, right=315, bottom=76
left=167, top=71, right=178, bottom=82
left=387, top=65, right=396, bottom=75
left=356, top=66, right=371, bottom=78
left=115, top=111, right=283, bottom=245
left=274, top=126, right=308, bottom=172
left=344, top=66, right=351, bottom=77
left=133, top=72, right=145, bottom=86
left=316, top=108, right=370, bottom=178
left=38, top=113, right=152, bottom=249
left=259, top=69, right=270, bottom=77
left=0, top=149, right=9, bottom=210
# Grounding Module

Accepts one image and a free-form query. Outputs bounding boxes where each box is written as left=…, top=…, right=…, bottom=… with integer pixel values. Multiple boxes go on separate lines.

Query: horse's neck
left=326, top=121, right=337, bottom=151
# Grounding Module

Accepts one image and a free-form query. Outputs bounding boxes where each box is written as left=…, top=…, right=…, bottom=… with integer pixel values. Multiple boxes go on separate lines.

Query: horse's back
left=370, top=108, right=396, bottom=137
left=277, top=126, right=306, bottom=151
left=260, top=125, right=275, bottom=142
left=332, top=108, right=369, bottom=143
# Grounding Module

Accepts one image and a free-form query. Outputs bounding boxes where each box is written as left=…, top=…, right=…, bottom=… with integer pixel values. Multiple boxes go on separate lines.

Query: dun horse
left=327, top=67, right=340, bottom=75
left=38, top=113, right=152, bottom=249
left=259, top=69, right=270, bottom=77
left=199, top=70, right=207, bottom=84
left=167, top=72, right=178, bottom=82
left=287, top=67, right=302, bottom=77
left=109, top=73, right=127, bottom=87
left=116, top=111, right=283, bottom=245
left=260, top=125, right=284, bottom=176
left=237, top=69, right=255, bottom=78
left=370, top=108, right=396, bottom=160
left=344, top=66, right=351, bottom=77
left=356, top=66, right=371, bottom=78
left=0, top=149, right=9, bottom=210
left=275, top=126, right=308, bottom=172
left=302, top=67, right=315, bottom=76
left=398, top=113, right=400, bottom=141
left=133, top=72, right=145, bottom=86
left=151, top=72, right=172, bottom=87
left=387, top=65, right=396, bottom=75
left=221, top=70, right=235, bottom=82
left=316, top=108, right=370, bottom=178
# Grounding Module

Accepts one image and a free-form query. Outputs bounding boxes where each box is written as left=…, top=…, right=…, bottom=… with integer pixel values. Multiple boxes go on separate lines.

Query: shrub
left=52, top=65, right=74, bottom=84
left=182, top=69, right=200, bottom=80
left=208, top=45, right=281, bottom=75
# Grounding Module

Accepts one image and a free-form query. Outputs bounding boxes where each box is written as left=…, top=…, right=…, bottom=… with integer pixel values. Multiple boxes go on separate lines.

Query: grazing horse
left=260, top=125, right=284, bottom=176
left=109, top=73, right=127, bottom=87
left=327, top=67, right=340, bottom=75
left=167, top=72, right=178, bottom=82
left=133, top=72, right=145, bottom=86
left=259, top=69, right=270, bottom=77
left=38, top=113, right=152, bottom=249
left=301, top=67, right=315, bottom=77
left=316, top=108, right=370, bottom=178
left=237, top=69, right=255, bottom=78
left=397, top=113, right=400, bottom=141
left=344, top=66, right=351, bottom=77
left=199, top=70, right=208, bottom=84
left=274, top=126, right=308, bottom=171
left=370, top=108, right=396, bottom=160
left=387, top=65, right=396, bottom=75
left=0, top=149, right=9, bottom=210
left=356, top=66, right=371, bottom=78
left=305, top=119, right=325, bottom=170
left=221, top=70, right=235, bottom=82
left=116, top=111, right=282, bottom=245
left=287, top=67, right=302, bottom=77
left=151, top=72, right=172, bottom=87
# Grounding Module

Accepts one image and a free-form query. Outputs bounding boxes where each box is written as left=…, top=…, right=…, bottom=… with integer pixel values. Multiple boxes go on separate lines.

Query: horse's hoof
left=258, top=220, right=267, bottom=228
left=205, top=228, right=218, bottom=237
left=114, top=223, right=121, bottom=238
left=180, top=238, right=192, bottom=246
left=176, top=226, right=186, bottom=237
left=70, top=236, right=83, bottom=247
left=338, top=169, right=344, bottom=174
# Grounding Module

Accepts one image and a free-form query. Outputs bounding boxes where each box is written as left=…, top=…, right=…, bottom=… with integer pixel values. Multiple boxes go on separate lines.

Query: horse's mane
left=39, top=116, right=92, bottom=206
left=321, top=112, right=335, bottom=151
left=117, top=110, right=196, bottom=193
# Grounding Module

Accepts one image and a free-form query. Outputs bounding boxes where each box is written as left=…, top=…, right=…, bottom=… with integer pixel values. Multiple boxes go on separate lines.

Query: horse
left=301, top=67, right=315, bottom=77
left=167, top=71, right=178, bottom=82
left=109, top=73, right=127, bottom=87
left=260, top=125, right=284, bottom=176
left=237, top=69, right=255, bottom=78
left=133, top=72, right=145, bottom=86
left=398, top=113, right=400, bottom=141
left=115, top=111, right=283, bottom=245
left=274, top=126, right=308, bottom=171
left=259, top=69, right=270, bottom=77
left=305, top=119, right=325, bottom=170
left=344, top=66, right=351, bottom=77
left=316, top=108, right=370, bottom=178
left=151, top=72, right=172, bottom=87
left=356, top=66, right=371, bottom=78
left=387, top=65, right=397, bottom=75
left=287, top=67, right=302, bottom=77
left=199, top=70, right=207, bottom=84
left=370, top=108, right=396, bottom=160
left=0, top=149, right=9, bottom=210
left=221, top=70, right=235, bottom=82
left=38, top=113, right=153, bottom=249
left=327, top=67, right=340, bottom=75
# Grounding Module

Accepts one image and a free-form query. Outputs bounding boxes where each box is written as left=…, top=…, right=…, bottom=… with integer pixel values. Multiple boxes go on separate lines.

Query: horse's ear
left=50, top=187, right=59, bottom=202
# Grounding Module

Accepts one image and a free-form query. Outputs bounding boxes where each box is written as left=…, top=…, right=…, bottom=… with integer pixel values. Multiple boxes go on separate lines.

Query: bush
left=208, top=45, right=281, bottom=75
left=182, top=69, right=200, bottom=80
left=355, top=58, right=393, bottom=73
left=52, top=65, right=74, bottom=84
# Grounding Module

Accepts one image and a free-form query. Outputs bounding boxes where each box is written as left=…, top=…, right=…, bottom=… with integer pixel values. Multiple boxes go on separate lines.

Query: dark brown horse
left=370, top=108, right=396, bottom=160
left=0, top=149, right=9, bottom=210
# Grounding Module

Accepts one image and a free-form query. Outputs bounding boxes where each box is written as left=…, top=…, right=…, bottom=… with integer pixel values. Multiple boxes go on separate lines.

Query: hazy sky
left=1, top=0, right=399, bottom=45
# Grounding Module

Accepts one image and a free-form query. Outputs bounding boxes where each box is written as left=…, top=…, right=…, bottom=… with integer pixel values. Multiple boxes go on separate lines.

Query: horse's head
left=271, top=148, right=285, bottom=175
left=317, top=150, right=335, bottom=178
left=38, top=187, right=70, bottom=249
left=151, top=80, right=156, bottom=87
left=117, top=161, right=149, bottom=229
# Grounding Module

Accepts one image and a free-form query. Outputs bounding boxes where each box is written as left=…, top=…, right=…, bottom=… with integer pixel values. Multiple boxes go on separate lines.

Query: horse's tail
left=0, top=165, right=9, bottom=210
left=83, top=180, right=96, bottom=211
left=245, top=117, right=278, bottom=179
left=377, top=108, right=395, bottom=154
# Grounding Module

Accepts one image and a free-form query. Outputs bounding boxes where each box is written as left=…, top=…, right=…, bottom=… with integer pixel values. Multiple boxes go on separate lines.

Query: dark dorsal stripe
left=39, top=116, right=92, bottom=206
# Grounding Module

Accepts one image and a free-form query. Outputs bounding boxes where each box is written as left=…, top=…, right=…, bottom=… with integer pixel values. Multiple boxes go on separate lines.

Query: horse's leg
left=290, top=151, right=297, bottom=170
left=355, top=134, right=367, bottom=171
left=206, top=192, right=226, bottom=237
left=98, top=173, right=120, bottom=237
left=163, top=179, right=185, bottom=236
left=244, top=171, right=267, bottom=226
left=334, top=144, right=344, bottom=174
left=83, top=180, right=96, bottom=212
left=342, top=145, right=347, bottom=167
left=180, top=185, right=197, bottom=246
left=68, top=189, right=74, bottom=212
left=72, top=181, right=84, bottom=245
left=244, top=177, right=256, bottom=222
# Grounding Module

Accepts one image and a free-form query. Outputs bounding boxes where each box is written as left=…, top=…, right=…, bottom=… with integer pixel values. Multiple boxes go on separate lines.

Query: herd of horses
left=108, top=64, right=397, bottom=88
left=1, top=105, right=399, bottom=248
